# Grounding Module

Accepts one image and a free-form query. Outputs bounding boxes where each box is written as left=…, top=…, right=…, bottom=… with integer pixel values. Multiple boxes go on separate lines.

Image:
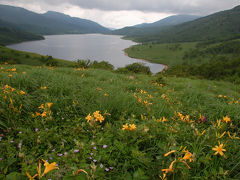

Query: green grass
left=125, top=42, right=197, bottom=67
left=125, top=40, right=239, bottom=67
left=0, top=63, right=240, bottom=179
left=0, top=46, right=75, bottom=67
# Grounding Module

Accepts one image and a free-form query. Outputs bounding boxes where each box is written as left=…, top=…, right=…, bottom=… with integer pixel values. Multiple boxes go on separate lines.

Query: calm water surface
left=8, top=34, right=164, bottom=73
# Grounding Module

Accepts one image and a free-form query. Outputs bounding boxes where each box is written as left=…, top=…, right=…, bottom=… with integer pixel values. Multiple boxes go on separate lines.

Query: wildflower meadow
left=0, top=63, right=240, bottom=179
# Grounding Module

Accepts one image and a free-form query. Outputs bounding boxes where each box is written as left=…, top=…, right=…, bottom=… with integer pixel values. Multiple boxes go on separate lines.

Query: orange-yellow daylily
left=162, top=160, right=176, bottom=174
left=46, top=102, right=53, bottom=109
left=41, top=111, right=47, bottom=117
left=20, top=90, right=25, bottom=95
left=216, top=131, right=226, bottom=139
left=85, top=114, right=92, bottom=122
left=26, top=172, right=38, bottom=180
left=212, top=143, right=226, bottom=156
left=38, top=104, right=44, bottom=109
left=129, top=124, right=136, bottom=131
left=42, top=159, right=59, bottom=176
left=164, top=150, right=176, bottom=157
left=222, top=115, right=231, bottom=123
left=26, top=159, right=59, bottom=179
left=182, top=151, right=194, bottom=162
left=122, top=123, right=129, bottom=130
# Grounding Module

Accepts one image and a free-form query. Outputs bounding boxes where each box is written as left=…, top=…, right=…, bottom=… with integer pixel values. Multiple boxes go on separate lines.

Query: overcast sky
left=0, top=0, right=239, bottom=28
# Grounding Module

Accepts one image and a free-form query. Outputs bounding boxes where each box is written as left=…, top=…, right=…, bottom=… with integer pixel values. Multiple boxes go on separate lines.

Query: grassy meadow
left=0, top=62, right=240, bottom=179
left=125, top=42, right=196, bottom=67
left=125, top=40, right=240, bottom=67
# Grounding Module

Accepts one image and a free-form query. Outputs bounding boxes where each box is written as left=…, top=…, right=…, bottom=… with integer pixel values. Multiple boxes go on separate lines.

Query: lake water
left=8, top=34, right=164, bottom=73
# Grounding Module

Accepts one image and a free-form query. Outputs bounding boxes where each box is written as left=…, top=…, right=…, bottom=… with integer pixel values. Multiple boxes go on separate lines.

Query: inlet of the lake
left=7, top=34, right=165, bottom=73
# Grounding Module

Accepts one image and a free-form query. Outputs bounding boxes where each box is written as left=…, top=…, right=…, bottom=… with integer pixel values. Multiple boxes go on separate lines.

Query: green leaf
left=6, top=172, right=25, bottom=180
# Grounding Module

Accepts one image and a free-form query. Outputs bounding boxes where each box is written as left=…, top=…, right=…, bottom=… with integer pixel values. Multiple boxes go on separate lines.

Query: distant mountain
left=112, top=15, right=200, bottom=36
left=129, top=5, right=240, bottom=43
left=0, top=4, right=110, bottom=35
left=135, top=15, right=200, bottom=28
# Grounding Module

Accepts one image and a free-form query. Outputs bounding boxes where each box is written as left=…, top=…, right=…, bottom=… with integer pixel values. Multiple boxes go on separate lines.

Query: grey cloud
left=0, top=0, right=239, bottom=15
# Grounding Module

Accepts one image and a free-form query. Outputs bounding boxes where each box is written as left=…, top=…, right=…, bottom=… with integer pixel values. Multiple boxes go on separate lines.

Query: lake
left=8, top=34, right=165, bottom=73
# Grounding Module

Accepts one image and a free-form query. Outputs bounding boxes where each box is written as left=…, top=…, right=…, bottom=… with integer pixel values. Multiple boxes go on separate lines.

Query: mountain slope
left=0, top=4, right=110, bottom=35
left=135, top=15, right=200, bottom=28
left=0, top=19, right=44, bottom=45
left=112, top=15, right=200, bottom=36
left=130, top=5, right=240, bottom=43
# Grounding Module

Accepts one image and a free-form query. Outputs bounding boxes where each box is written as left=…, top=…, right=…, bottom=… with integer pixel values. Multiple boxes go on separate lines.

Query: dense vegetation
left=0, top=4, right=240, bottom=179
left=0, top=27, right=43, bottom=46
left=0, top=62, right=240, bottom=179
left=126, top=39, right=240, bottom=83
left=126, top=5, right=240, bottom=43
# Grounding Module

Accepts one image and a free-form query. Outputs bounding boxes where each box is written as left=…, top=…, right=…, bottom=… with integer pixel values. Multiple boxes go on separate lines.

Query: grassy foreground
left=0, top=63, right=240, bottom=179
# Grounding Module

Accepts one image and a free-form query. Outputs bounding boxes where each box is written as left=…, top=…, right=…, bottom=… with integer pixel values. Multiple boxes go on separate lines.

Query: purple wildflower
left=93, top=146, right=97, bottom=150
left=89, top=157, right=92, bottom=160
left=0, top=158, right=2, bottom=161
left=74, top=149, right=79, bottom=153
left=105, top=168, right=109, bottom=172
left=103, top=145, right=107, bottom=149
left=109, top=167, right=114, bottom=170
left=90, top=152, right=93, bottom=156
left=49, top=156, right=53, bottom=160
left=35, top=128, right=38, bottom=132
left=18, top=143, right=22, bottom=149
left=64, top=152, right=68, bottom=156
left=202, top=116, right=206, bottom=123
left=57, top=153, right=63, bottom=157
left=93, top=159, right=97, bottom=163
left=100, top=163, right=103, bottom=168
left=19, top=131, right=22, bottom=134
left=10, top=140, right=14, bottom=143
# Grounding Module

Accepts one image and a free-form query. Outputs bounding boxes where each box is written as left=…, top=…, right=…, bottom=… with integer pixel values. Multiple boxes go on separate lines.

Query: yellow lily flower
left=42, top=159, right=59, bottom=176
left=164, top=150, right=176, bottom=157
left=85, top=113, right=92, bottom=122
left=212, top=143, right=226, bottom=156
left=129, top=124, right=136, bottom=131
left=26, top=172, right=38, bottom=180
left=222, top=115, right=231, bottom=123
left=122, top=123, right=129, bottom=130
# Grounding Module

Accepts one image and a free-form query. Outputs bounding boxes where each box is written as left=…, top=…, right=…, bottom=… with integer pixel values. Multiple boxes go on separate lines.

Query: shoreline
left=123, top=48, right=168, bottom=72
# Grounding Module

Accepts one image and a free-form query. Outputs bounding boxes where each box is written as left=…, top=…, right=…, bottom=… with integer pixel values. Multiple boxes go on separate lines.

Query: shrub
left=125, top=63, right=151, bottom=75
left=45, top=56, right=58, bottom=66
left=115, top=67, right=131, bottom=74
left=76, top=59, right=91, bottom=68
left=89, top=61, right=114, bottom=70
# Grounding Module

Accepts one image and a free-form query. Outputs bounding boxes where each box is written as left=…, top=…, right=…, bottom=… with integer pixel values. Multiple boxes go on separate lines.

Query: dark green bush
left=125, top=63, right=151, bottom=75
left=89, top=61, right=114, bottom=70
left=76, top=59, right=91, bottom=68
